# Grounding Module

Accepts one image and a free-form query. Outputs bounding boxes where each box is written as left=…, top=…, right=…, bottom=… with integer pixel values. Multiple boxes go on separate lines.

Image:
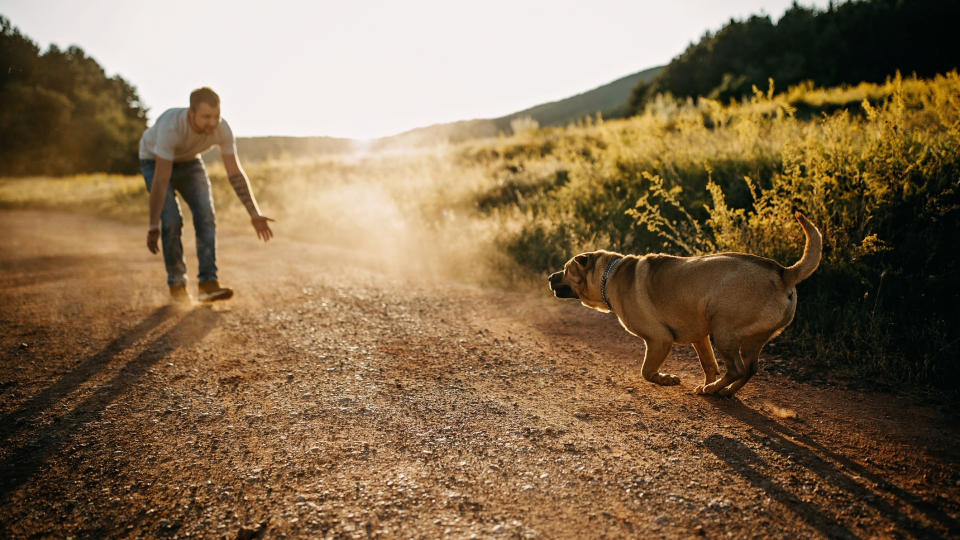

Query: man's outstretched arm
left=222, top=152, right=275, bottom=242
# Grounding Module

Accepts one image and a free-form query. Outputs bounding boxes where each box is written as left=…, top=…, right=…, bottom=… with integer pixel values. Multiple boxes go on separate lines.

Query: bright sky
left=2, top=0, right=829, bottom=139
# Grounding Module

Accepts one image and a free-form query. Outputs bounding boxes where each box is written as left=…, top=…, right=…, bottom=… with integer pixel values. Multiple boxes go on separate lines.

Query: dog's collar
left=601, top=257, right=623, bottom=312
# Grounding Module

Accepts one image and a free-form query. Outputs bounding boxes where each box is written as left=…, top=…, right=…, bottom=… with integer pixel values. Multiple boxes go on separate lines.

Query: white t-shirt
left=139, top=108, right=237, bottom=161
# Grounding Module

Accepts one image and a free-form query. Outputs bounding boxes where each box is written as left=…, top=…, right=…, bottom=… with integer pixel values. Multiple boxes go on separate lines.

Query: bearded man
left=139, top=87, right=274, bottom=304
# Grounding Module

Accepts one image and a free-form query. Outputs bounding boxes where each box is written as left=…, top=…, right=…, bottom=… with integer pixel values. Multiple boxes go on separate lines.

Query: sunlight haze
left=1, top=0, right=829, bottom=139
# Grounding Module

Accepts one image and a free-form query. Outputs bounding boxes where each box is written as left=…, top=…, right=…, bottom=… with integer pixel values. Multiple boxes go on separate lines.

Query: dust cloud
left=227, top=148, right=512, bottom=286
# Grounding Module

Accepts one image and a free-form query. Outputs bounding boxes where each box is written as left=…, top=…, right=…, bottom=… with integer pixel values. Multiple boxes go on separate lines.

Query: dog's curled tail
left=783, top=212, right=822, bottom=289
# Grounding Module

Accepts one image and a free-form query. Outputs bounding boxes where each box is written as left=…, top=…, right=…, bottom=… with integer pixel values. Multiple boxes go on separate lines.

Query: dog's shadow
left=706, top=399, right=958, bottom=538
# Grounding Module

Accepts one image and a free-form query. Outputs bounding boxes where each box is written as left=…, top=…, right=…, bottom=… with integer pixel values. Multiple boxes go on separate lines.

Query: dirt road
left=1, top=210, right=958, bottom=538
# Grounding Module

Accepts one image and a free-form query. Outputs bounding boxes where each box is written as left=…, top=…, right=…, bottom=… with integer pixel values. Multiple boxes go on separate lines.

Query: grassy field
left=3, top=72, right=957, bottom=393
left=0, top=173, right=145, bottom=222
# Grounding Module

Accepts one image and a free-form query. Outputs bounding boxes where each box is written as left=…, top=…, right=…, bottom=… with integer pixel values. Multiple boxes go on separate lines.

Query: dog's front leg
left=692, top=336, right=720, bottom=394
left=640, top=339, right=680, bottom=386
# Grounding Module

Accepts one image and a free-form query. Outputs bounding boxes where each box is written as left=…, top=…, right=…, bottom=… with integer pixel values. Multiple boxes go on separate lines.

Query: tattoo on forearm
left=228, top=173, right=258, bottom=215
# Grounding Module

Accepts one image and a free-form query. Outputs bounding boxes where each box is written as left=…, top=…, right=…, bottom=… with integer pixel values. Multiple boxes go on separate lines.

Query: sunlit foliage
left=4, top=73, right=957, bottom=392
left=470, top=72, right=960, bottom=390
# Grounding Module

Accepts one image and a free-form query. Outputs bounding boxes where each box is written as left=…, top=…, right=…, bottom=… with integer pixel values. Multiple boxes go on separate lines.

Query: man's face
left=188, top=102, right=221, bottom=135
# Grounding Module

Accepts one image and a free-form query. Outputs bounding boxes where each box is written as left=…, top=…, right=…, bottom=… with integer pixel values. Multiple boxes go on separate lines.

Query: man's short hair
left=190, top=87, right=220, bottom=110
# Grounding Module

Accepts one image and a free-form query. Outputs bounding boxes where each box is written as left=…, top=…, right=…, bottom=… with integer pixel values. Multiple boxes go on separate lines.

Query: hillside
left=203, top=136, right=355, bottom=163
left=374, top=65, right=663, bottom=148
left=504, top=65, right=664, bottom=125
left=211, top=65, right=664, bottom=161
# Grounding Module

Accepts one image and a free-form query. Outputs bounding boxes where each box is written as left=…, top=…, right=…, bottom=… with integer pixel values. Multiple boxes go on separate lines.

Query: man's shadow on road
left=0, top=305, right=176, bottom=441
left=0, top=305, right=220, bottom=502
left=706, top=399, right=959, bottom=539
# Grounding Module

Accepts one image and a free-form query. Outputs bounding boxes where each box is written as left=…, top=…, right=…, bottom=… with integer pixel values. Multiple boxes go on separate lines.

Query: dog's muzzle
left=548, top=271, right=577, bottom=299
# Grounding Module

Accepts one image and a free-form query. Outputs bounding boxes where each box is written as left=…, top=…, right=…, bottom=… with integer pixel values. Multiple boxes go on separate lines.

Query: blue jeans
left=141, top=159, right=218, bottom=287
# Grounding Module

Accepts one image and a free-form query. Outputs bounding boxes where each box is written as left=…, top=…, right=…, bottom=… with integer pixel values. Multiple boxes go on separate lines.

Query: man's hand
left=251, top=215, right=275, bottom=242
left=147, top=227, right=160, bottom=254
left=224, top=154, right=273, bottom=242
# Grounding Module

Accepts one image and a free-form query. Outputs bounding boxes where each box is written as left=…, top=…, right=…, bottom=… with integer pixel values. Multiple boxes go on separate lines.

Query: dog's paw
left=657, top=373, right=681, bottom=386
left=696, top=382, right=722, bottom=395
left=716, top=386, right=739, bottom=398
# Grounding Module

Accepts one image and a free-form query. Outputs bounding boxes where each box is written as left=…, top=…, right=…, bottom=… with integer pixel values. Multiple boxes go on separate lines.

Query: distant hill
left=204, top=135, right=354, bottom=163
left=214, top=65, right=664, bottom=161
left=504, top=65, right=664, bottom=126
left=374, top=65, right=663, bottom=148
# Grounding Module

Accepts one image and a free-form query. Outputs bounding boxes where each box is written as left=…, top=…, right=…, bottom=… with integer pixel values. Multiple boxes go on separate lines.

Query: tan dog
left=548, top=212, right=822, bottom=397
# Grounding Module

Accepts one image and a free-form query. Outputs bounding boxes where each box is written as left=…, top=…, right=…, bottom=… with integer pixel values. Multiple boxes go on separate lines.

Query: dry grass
left=3, top=72, right=958, bottom=389
left=0, top=174, right=145, bottom=223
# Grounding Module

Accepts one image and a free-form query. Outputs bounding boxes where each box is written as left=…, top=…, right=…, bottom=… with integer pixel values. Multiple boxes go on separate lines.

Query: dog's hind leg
left=692, top=335, right=720, bottom=394
left=717, top=334, right=768, bottom=397
left=698, top=332, right=743, bottom=395
left=639, top=339, right=680, bottom=386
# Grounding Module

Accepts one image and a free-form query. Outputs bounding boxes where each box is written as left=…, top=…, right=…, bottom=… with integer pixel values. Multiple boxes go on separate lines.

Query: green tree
left=0, top=16, right=147, bottom=175
left=629, top=0, right=960, bottom=113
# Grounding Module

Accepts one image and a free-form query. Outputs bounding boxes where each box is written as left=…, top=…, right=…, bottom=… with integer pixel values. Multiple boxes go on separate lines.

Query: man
left=140, top=87, right=274, bottom=304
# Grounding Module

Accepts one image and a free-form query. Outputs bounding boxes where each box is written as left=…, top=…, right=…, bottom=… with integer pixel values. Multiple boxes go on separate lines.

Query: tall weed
left=474, top=72, right=960, bottom=391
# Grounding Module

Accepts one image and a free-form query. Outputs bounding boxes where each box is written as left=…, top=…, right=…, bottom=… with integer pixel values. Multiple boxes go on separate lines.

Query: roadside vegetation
left=3, top=72, right=958, bottom=394
left=468, top=72, right=960, bottom=393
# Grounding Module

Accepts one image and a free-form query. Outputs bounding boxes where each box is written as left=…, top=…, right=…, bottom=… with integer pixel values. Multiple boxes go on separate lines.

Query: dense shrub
left=470, top=73, right=960, bottom=390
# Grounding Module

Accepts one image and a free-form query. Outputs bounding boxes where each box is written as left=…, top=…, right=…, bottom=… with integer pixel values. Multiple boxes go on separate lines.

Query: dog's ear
left=574, top=253, right=591, bottom=268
